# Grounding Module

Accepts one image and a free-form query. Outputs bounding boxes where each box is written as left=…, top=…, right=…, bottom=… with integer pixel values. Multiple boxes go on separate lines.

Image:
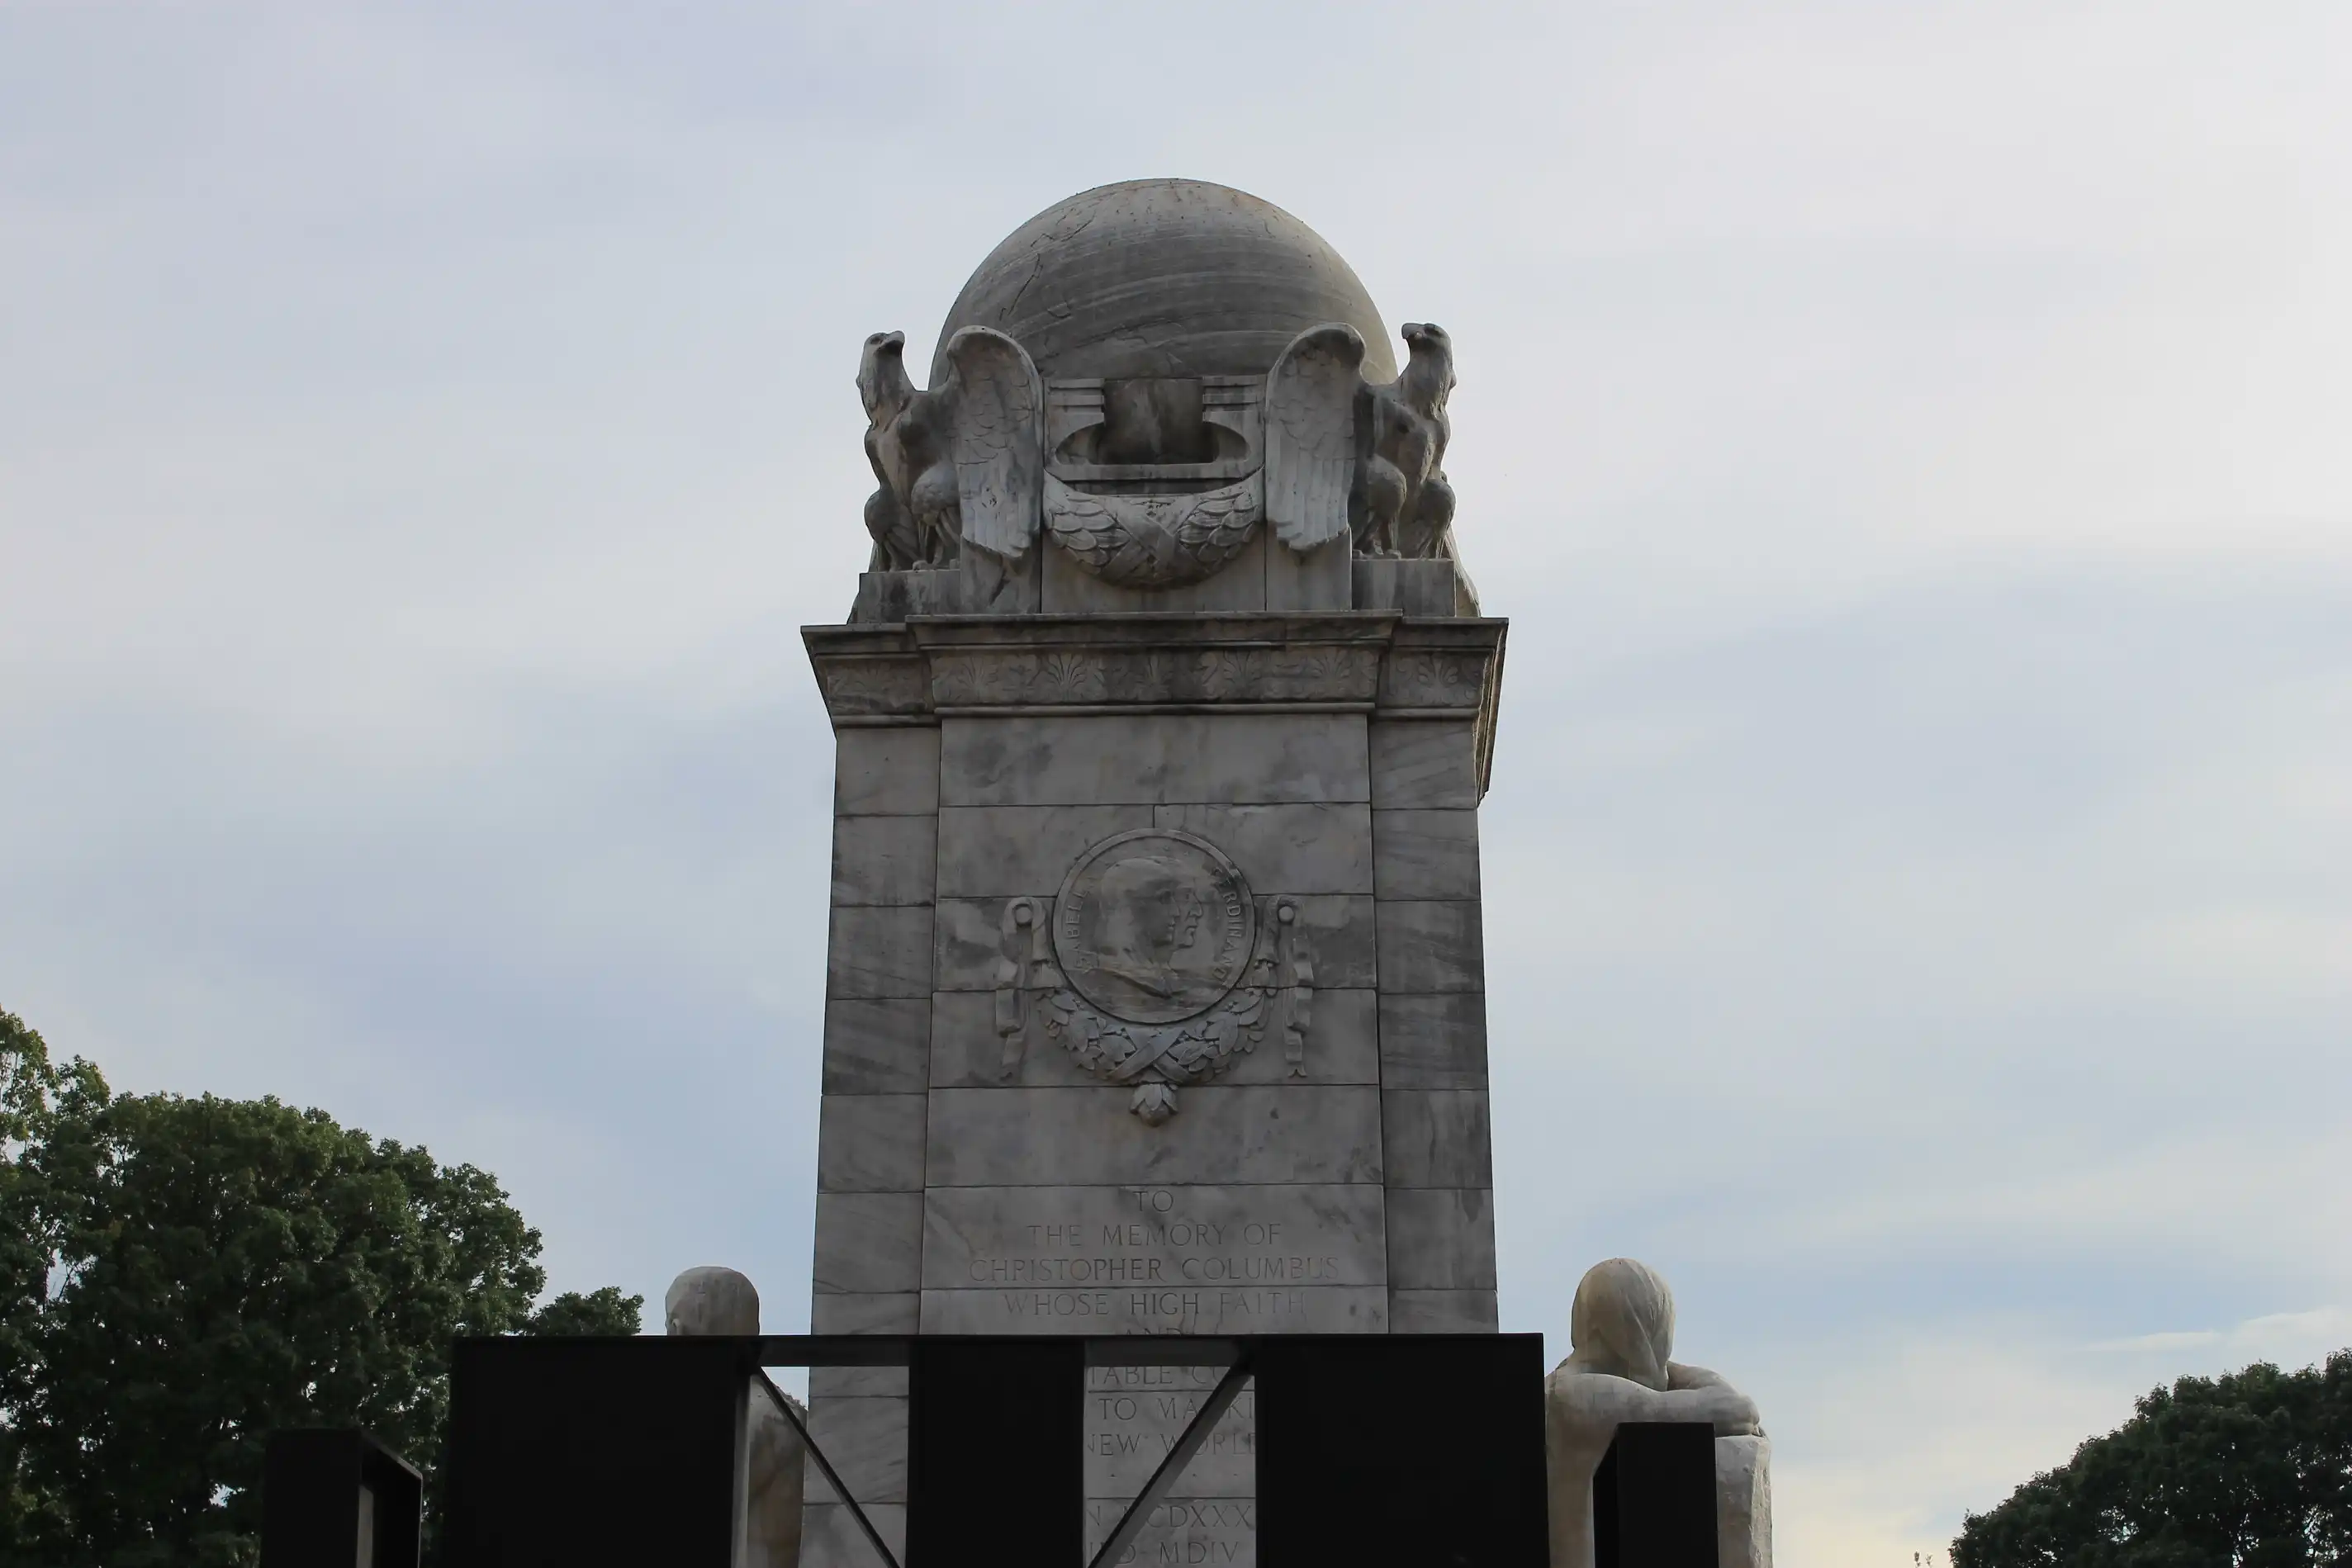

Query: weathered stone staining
left=806, top=178, right=1507, bottom=1568
left=1544, top=1259, right=1775, bottom=1568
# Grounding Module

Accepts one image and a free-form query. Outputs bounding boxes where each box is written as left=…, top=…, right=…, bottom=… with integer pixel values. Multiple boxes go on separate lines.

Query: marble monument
left=1544, top=1259, right=1774, bottom=1568
left=804, top=178, right=1506, bottom=1568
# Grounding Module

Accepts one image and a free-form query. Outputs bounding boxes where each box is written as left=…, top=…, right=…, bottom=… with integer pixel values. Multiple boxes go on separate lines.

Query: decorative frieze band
left=803, top=613, right=1506, bottom=726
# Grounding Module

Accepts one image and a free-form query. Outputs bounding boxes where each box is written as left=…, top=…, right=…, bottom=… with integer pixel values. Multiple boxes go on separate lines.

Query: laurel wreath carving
left=993, top=895, right=1314, bottom=1125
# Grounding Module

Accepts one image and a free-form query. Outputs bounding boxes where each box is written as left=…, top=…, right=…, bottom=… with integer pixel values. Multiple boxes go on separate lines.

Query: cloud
left=2, top=4, right=2349, bottom=1561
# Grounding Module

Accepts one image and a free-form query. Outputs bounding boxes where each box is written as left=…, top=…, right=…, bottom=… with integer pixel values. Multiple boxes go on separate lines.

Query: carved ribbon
left=992, top=897, right=1058, bottom=1077
left=1271, top=898, right=1312, bottom=1076
left=1001, top=894, right=1316, bottom=1124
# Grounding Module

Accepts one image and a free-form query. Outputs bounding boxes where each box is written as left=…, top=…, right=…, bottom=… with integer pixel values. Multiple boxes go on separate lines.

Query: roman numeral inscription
left=1085, top=1364, right=1258, bottom=1568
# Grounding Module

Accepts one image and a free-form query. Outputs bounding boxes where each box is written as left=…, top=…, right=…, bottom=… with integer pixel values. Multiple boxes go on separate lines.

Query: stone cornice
left=804, top=613, right=1506, bottom=738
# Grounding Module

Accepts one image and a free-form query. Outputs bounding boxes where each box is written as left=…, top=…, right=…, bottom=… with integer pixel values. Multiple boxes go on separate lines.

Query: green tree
left=1954, top=1352, right=2352, bottom=1568
left=0, top=1007, right=643, bottom=1567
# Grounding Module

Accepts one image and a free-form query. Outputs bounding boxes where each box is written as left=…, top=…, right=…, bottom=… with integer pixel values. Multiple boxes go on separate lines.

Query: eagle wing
left=944, top=326, right=1045, bottom=561
left=1264, top=322, right=1366, bottom=552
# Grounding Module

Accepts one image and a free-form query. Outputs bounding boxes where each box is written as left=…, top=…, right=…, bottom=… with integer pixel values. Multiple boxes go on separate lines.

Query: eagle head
left=1398, top=322, right=1455, bottom=406
left=857, top=330, right=913, bottom=419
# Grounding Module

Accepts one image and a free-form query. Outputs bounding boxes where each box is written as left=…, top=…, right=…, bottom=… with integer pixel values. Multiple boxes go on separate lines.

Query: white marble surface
left=923, top=1086, right=1383, bottom=1187
left=819, top=997, right=931, bottom=1095
left=811, top=1191, right=922, bottom=1295
left=1367, top=719, right=1482, bottom=809
left=1147, top=803, right=1373, bottom=896
left=1388, top=1288, right=1501, bottom=1333
left=1544, top=1259, right=1772, bottom=1568
left=935, top=804, right=1156, bottom=898
left=1370, top=808, right=1482, bottom=900
left=1385, top=1187, right=1498, bottom=1290
left=829, top=815, right=938, bottom=907
left=802, top=1395, right=906, bottom=1504
left=1375, top=992, right=1488, bottom=1089
left=921, top=1182, right=1388, bottom=1334
left=805, top=609, right=1508, bottom=1568
left=1380, top=1089, right=1493, bottom=1187
left=1718, top=1435, right=1773, bottom=1568
left=940, top=713, right=1368, bottom=807
left=1373, top=900, right=1486, bottom=992
left=814, top=1094, right=927, bottom=1193
left=832, top=727, right=941, bottom=816
left=927, top=985, right=1379, bottom=1088
left=922, top=1282, right=1387, bottom=1335
left=824, top=907, right=933, bottom=998
left=808, top=1291, right=918, bottom=1335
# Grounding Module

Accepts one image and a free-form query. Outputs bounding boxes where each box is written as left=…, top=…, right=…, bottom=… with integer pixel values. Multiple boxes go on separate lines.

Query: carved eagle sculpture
left=1264, top=320, right=1458, bottom=560
left=856, top=327, right=1046, bottom=571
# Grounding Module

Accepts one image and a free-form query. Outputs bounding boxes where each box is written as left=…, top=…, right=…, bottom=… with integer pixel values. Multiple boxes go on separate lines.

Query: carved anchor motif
left=993, top=883, right=1315, bottom=1126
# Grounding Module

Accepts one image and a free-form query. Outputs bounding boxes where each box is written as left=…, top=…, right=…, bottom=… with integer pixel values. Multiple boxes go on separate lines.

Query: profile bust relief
left=1055, top=831, right=1254, bottom=1027
left=1086, top=853, right=1211, bottom=1001
left=987, top=828, right=1312, bottom=1125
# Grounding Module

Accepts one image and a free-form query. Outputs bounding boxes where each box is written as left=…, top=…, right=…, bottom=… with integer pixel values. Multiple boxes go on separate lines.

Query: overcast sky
left=4, top=3, right=2348, bottom=1561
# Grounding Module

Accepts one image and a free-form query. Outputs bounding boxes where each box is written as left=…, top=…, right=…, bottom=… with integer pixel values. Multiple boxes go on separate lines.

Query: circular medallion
left=1052, top=830, right=1256, bottom=1026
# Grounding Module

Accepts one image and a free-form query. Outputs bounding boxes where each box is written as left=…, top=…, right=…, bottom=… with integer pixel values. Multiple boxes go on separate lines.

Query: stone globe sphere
left=928, top=179, right=1396, bottom=386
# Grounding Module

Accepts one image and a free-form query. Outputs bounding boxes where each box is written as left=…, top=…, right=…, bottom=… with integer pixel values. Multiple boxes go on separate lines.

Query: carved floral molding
left=804, top=615, right=1504, bottom=722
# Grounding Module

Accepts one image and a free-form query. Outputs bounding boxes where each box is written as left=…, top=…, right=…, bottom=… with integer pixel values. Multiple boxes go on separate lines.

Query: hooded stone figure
left=1544, top=1258, right=1773, bottom=1568
left=666, top=1267, right=805, bottom=1568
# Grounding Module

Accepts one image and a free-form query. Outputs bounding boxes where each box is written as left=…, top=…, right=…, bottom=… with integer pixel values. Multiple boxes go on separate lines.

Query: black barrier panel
left=444, top=1336, right=747, bottom=1568
left=906, top=1338, right=1084, bottom=1568
left=1254, top=1334, right=1548, bottom=1568
left=263, top=1429, right=422, bottom=1568
left=1593, top=1422, right=1715, bottom=1568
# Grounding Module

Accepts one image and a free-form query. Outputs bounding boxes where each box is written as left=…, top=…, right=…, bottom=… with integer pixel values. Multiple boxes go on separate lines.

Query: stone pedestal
left=802, top=609, right=1505, bottom=1566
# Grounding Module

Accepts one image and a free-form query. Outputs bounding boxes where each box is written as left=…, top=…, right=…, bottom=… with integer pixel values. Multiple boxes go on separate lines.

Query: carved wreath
left=993, top=891, right=1315, bottom=1125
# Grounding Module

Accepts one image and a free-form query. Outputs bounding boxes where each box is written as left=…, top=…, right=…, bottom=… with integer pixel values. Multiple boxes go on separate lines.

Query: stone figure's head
left=665, top=1266, right=761, bottom=1337
left=1098, top=855, right=1207, bottom=968
left=1569, top=1258, right=1676, bottom=1390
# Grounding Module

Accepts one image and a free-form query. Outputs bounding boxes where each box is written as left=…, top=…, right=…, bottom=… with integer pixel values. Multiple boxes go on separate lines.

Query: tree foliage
left=0, top=1007, right=642, bottom=1566
left=1955, top=1352, right=2352, bottom=1568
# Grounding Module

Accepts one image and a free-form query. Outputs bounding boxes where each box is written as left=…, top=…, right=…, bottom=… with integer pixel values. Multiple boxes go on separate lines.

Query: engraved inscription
left=1088, top=1365, right=1254, bottom=1494
left=1087, top=1364, right=1255, bottom=1568
left=921, top=1185, right=1387, bottom=1334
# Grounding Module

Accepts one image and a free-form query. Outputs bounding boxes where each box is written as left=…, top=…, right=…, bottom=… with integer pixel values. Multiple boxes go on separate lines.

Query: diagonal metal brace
left=1084, top=1353, right=1254, bottom=1568
left=756, top=1368, right=905, bottom=1568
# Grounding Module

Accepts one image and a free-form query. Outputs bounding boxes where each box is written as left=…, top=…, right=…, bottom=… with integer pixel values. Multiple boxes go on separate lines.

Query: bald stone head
left=1567, top=1258, right=1676, bottom=1390
left=665, top=1267, right=761, bottom=1337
